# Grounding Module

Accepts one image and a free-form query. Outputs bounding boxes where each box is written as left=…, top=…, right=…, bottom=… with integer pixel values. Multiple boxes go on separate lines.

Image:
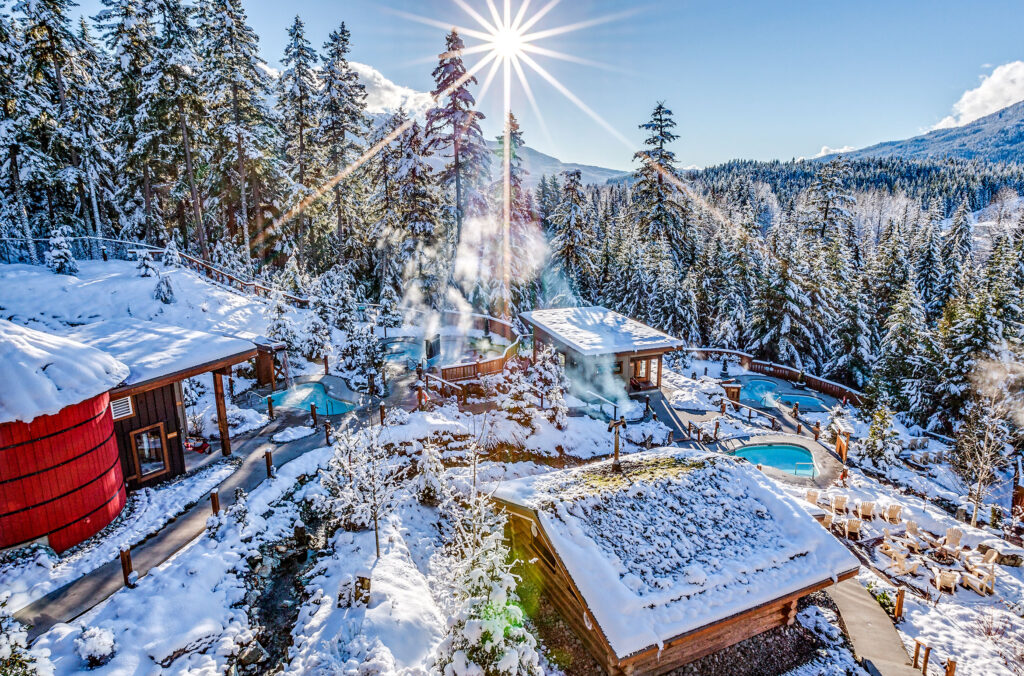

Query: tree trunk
left=373, top=512, right=380, bottom=559
left=232, top=84, right=250, bottom=266
left=143, top=162, right=153, bottom=240
left=9, top=146, right=37, bottom=264
left=453, top=140, right=462, bottom=249
left=179, top=101, right=210, bottom=260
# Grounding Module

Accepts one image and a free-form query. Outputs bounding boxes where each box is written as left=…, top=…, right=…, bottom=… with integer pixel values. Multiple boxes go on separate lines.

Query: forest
left=1, top=0, right=1022, bottom=437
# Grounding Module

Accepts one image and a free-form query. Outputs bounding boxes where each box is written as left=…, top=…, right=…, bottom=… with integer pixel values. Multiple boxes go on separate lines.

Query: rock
left=275, top=545, right=287, bottom=553
left=257, top=565, right=272, bottom=578
left=238, top=641, right=268, bottom=666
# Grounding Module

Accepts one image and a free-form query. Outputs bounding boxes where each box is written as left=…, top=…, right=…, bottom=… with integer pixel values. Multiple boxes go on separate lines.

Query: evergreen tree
left=748, top=253, right=818, bottom=370
left=153, top=271, right=175, bottom=303
left=914, top=206, right=945, bottom=322
left=413, top=442, right=446, bottom=506
left=937, top=198, right=974, bottom=311
left=265, top=289, right=297, bottom=350
left=631, top=102, right=695, bottom=273
left=136, top=249, right=158, bottom=277
left=45, top=223, right=77, bottom=274
left=425, top=29, right=490, bottom=248
left=874, top=276, right=933, bottom=415
left=394, top=120, right=442, bottom=306
left=548, top=169, right=595, bottom=302
left=162, top=237, right=181, bottom=267
left=827, top=273, right=873, bottom=388
left=301, top=296, right=332, bottom=365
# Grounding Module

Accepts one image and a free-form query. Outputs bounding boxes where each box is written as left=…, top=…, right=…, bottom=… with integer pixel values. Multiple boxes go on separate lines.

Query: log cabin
left=520, top=306, right=683, bottom=394
left=492, top=448, right=860, bottom=675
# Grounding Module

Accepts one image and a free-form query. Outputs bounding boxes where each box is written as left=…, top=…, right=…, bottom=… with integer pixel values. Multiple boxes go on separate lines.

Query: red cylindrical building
left=0, top=392, right=127, bottom=552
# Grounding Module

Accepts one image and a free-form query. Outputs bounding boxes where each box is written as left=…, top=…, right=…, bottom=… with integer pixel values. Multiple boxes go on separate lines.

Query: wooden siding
left=112, top=382, right=186, bottom=490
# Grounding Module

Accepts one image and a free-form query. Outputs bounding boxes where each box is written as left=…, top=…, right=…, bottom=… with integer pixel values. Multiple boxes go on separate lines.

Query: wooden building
left=520, top=306, right=683, bottom=393
left=492, top=448, right=860, bottom=675
left=66, top=320, right=257, bottom=490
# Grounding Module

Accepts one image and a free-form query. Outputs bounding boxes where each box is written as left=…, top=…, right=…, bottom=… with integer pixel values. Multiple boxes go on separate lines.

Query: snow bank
left=0, top=319, right=128, bottom=424
left=493, top=448, right=859, bottom=659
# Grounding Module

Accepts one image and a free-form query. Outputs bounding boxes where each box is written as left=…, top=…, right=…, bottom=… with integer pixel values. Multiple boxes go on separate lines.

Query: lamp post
left=608, top=416, right=627, bottom=472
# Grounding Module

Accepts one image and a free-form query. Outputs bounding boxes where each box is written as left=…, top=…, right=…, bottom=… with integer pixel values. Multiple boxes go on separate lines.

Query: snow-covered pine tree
left=433, top=490, right=542, bottom=676
left=937, top=198, right=974, bottom=312
left=631, top=102, right=696, bottom=274
left=914, top=205, right=945, bottom=323
left=153, top=272, right=175, bottom=304
left=0, top=592, right=55, bottom=675
left=315, top=22, right=367, bottom=245
left=46, top=223, right=77, bottom=274
left=276, top=15, right=322, bottom=257
left=301, top=294, right=332, bottom=366
left=413, top=442, right=446, bottom=506
left=874, top=275, right=932, bottom=414
left=265, top=289, right=296, bottom=350
left=857, top=404, right=901, bottom=468
left=366, top=109, right=408, bottom=298
left=277, top=254, right=306, bottom=296
left=377, top=285, right=402, bottom=328
left=548, top=169, right=595, bottom=302
left=499, top=366, right=535, bottom=430
left=826, top=272, right=873, bottom=389
left=395, top=120, right=443, bottom=307
left=424, top=29, right=491, bottom=248
left=806, top=157, right=857, bottom=268
left=136, top=250, right=158, bottom=277
left=747, top=252, right=818, bottom=370
left=162, top=236, right=181, bottom=267
left=949, top=392, right=1011, bottom=527
left=198, top=0, right=281, bottom=264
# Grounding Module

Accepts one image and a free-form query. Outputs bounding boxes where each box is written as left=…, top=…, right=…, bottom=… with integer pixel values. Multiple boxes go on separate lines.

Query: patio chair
left=856, top=501, right=876, bottom=520
left=830, top=494, right=849, bottom=514
left=891, top=555, right=920, bottom=577
left=805, top=489, right=820, bottom=506
left=964, top=548, right=999, bottom=574
left=843, top=518, right=863, bottom=540
left=878, top=540, right=906, bottom=562
left=961, top=568, right=995, bottom=596
left=931, top=567, right=959, bottom=594
left=939, top=527, right=964, bottom=559
left=821, top=513, right=834, bottom=530
left=882, top=503, right=903, bottom=523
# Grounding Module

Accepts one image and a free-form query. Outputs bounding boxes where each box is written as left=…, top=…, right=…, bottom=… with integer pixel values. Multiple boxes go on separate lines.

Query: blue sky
left=76, top=0, right=1024, bottom=171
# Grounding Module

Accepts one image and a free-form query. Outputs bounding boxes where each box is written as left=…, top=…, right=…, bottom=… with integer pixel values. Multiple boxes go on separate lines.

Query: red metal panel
left=0, top=393, right=126, bottom=552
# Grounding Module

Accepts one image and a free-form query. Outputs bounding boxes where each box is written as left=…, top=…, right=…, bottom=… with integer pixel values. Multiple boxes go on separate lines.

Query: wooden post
left=895, top=587, right=905, bottom=621
left=720, top=401, right=727, bottom=414
left=687, top=421, right=693, bottom=439
left=367, top=371, right=375, bottom=394
left=796, top=423, right=802, bottom=435
left=922, top=645, right=932, bottom=673
left=310, top=403, right=318, bottom=427
left=813, top=421, right=821, bottom=441
left=265, top=450, right=273, bottom=478
left=211, top=490, right=220, bottom=514
left=324, top=355, right=329, bottom=375
left=792, top=402, right=800, bottom=417
left=267, top=397, right=274, bottom=420
left=119, top=547, right=134, bottom=588
left=213, top=371, right=231, bottom=456
left=945, top=659, right=957, bottom=676
left=713, top=420, right=720, bottom=440
left=324, top=421, right=332, bottom=445
left=668, top=431, right=674, bottom=444
left=913, top=640, right=922, bottom=668
left=379, top=403, right=386, bottom=425
left=609, top=417, right=626, bottom=472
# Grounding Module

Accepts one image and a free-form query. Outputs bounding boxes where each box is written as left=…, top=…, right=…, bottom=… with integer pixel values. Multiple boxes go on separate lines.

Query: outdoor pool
left=774, top=393, right=826, bottom=412
left=733, top=444, right=816, bottom=477
left=384, top=340, right=423, bottom=363
left=267, top=383, right=354, bottom=415
left=740, top=379, right=779, bottom=406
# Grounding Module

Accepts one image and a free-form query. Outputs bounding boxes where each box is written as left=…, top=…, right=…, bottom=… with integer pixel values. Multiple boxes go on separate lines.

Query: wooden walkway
left=827, top=579, right=919, bottom=676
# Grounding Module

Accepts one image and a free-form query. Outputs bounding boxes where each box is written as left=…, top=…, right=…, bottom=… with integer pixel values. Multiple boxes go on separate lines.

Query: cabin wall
left=112, top=382, right=186, bottom=490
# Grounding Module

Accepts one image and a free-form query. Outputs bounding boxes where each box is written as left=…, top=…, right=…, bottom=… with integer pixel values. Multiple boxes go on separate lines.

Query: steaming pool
left=266, top=383, right=354, bottom=415
left=773, top=392, right=826, bottom=412
left=733, top=444, right=817, bottom=477
left=740, top=379, right=826, bottom=412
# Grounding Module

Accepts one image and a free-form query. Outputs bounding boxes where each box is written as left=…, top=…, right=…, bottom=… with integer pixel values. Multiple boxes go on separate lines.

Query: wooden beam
left=213, top=372, right=231, bottom=456
left=109, top=348, right=257, bottom=398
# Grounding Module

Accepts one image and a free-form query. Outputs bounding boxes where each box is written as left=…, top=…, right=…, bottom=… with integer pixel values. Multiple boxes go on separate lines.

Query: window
left=613, top=361, right=622, bottom=374
left=635, top=359, right=648, bottom=379
left=110, top=396, right=134, bottom=420
left=130, top=423, right=169, bottom=479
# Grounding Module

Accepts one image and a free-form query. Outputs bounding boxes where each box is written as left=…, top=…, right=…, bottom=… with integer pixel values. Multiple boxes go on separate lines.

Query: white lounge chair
left=856, top=501, right=876, bottom=520
left=831, top=495, right=849, bottom=514
left=843, top=518, right=863, bottom=540
left=961, top=568, right=995, bottom=596
left=939, top=527, right=964, bottom=559
left=931, top=567, right=959, bottom=594
left=805, top=489, right=820, bottom=506
left=892, top=555, right=920, bottom=577
left=964, top=548, right=999, bottom=575
left=882, top=503, right=903, bottom=523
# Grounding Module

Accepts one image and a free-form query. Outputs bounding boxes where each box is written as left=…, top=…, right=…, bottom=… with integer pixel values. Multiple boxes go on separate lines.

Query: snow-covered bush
left=265, top=289, right=297, bottom=352
left=414, top=442, right=446, bottom=506
left=153, top=272, right=175, bottom=304
left=383, top=407, right=409, bottom=426
left=206, top=488, right=249, bottom=541
left=377, top=286, right=403, bottom=328
left=0, top=593, right=55, bottom=676
left=339, top=325, right=386, bottom=394
left=162, top=238, right=181, bottom=267
left=45, top=224, right=77, bottom=275
left=276, top=254, right=306, bottom=295
left=857, top=406, right=901, bottom=468
left=433, top=492, right=542, bottom=676
left=499, top=367, right=535, bottom=430
left=136, top=250, right=158, bottom=277
left=528, top=345, right=568, bottom=430
left=74, top=626, right=115, bottom=668
left=301, top=296, right=333, bottom=364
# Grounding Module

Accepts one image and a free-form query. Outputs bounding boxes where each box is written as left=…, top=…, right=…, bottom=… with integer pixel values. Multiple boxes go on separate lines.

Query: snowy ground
left=0, top=460, right=237, bottom=612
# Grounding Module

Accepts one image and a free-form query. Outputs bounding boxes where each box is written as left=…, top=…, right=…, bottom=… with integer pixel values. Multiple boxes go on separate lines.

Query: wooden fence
left=684, top=347, right=864, bottom=407
left=440, top=337, right=523, bottom=382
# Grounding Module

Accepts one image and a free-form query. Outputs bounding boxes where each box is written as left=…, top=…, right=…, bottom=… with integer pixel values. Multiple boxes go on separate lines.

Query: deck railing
left=439, top=336, right=523, bottom=382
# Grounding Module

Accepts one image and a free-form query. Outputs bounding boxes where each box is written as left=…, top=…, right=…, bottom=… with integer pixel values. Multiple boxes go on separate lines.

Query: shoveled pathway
left=16, top=428, right=329, bottom=639
left=827, top=579, right=919, bottom=676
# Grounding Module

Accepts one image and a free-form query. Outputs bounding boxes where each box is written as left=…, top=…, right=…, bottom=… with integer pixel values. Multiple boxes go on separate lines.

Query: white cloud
left=814, top=145, right=855, bottom=158
left=351, top=62, right=433, bottom=116
left=933, top=61, right=1024, bottom=129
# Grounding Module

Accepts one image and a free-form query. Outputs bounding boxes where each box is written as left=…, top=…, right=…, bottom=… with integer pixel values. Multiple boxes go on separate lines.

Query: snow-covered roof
left=65, top=320, right=256, bottom=390
left=492, top=448, right=859, bottom=660
left=520, top=306, right=683, bottom=356
left=0, top=319, right=129, bottom=425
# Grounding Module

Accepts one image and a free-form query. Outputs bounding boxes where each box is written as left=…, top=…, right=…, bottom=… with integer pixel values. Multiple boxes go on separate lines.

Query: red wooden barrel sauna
left=0, top=391, right=126, bottom=552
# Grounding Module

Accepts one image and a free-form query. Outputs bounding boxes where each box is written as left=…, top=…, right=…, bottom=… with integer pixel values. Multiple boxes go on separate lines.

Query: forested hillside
left=1, top=0, right=1021, bottom=435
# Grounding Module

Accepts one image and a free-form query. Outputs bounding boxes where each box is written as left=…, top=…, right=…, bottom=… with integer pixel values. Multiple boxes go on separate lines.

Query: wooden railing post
left=380, top=403, right=386, bottom=425
left=913, top=640, right=923, bottom=668
left=713, top=420, right=720, bottom=441
left=945, top=658, right=957, bottom=676
left=895, top=587, right=905, bottom=621
left=119, top=547, right=135, bottom=588
left=211, top=490, right=221, bottom=514
left=310, top=403, right=318, bottom=427
left=324, top=420, right=332, bottom=445
left=265, top=450, right=273, bottom=478
left=921, top=645, right=932, bottom=673
left=267, top=397, right=274, bottom=421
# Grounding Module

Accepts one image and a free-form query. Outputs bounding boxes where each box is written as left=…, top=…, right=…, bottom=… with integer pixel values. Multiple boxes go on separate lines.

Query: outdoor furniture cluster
left=804, top=489, right=1002, bottom=598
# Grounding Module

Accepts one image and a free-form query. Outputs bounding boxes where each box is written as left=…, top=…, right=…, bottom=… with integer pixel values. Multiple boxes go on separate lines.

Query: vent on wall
left=110, top=397, right=134, bottom=420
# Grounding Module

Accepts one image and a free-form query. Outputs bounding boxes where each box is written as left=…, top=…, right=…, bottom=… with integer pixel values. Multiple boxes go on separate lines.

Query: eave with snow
left=519, top=306, right=684, bottom=393
left=492, top=448, right=859, bottom=675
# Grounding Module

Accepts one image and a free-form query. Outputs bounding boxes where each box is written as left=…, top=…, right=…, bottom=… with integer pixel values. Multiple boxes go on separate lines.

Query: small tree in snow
left=162, top=238, right=181, bottom=267
left=414, top=442, right=446, bottom=506
left=340, top=324, right=386, bottom=394
left=74, top=626, right=116, bottom=668
left=950, top=392, right=1011, bottom=527
left=0, top=593, right=55, bottom=676
left=46, top=224, right=78, bottom=275
left=265, top=290, right=297, bottom=351
left=136, top=250, right=158, bottom=277
left=377, top=285, right=403, bottom=328
left=499, top=367, right=534, bottom=429
left=301, top=295, right=333, bottom=366
left=858, top=405, right=902, bottom=468
left=153, top=273, right=175, bottom=304
left=433, top=490, right=542, bottom=676
left=528, top=344, right=569, bottom=429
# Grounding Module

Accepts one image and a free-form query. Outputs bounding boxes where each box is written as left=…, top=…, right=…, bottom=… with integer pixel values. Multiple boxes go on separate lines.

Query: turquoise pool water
left=384, top=340, right=423, bottom=363
left=741, top=379, right=779, bottom=406
left=734, top=444, right=816, bottom=477
left=267, top=383, right=354, bottom=415
left=774, top=393, right=826, bottom=412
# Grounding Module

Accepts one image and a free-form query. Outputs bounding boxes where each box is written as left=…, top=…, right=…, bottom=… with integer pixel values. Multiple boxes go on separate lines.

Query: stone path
left=827, top=578, right=919, bottom=676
